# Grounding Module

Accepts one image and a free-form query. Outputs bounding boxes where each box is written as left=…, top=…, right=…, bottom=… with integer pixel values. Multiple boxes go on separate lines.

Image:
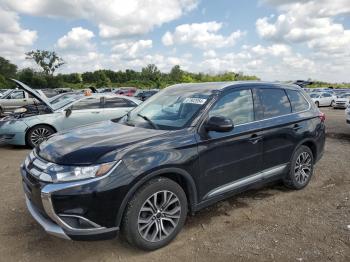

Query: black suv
left=21, top=82, right=325, bottom=250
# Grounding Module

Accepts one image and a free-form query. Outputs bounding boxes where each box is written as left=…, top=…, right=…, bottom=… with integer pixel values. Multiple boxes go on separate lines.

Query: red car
left=116, top=88, right=137, bottom=97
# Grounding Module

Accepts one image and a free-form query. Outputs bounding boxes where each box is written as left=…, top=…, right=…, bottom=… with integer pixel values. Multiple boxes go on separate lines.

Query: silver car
left=0, top=80, right=141, bottom=147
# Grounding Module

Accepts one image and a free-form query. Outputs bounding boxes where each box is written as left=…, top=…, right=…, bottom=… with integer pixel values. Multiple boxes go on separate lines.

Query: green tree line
left=0, top=50, right=261, bottom=90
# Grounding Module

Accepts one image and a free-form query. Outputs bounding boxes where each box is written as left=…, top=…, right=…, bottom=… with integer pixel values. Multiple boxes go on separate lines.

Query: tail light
left=319, top=111, right=326, bottom=122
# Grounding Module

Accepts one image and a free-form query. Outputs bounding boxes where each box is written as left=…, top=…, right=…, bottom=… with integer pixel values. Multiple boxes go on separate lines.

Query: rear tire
left=284, top=145, right=314, bottom=190
left=330, top=100, right=335, bottom=107
left=315, top=101, right=320, bottom=107
left=122, top=177, right=187, bottom=250
left=26, top=125, right=55, bottom=148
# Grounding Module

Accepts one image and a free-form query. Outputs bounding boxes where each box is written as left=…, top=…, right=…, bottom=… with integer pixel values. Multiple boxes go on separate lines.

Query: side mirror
left=65, top=108, right=72, bottom=117
left=205, top=116, right=234, bottom=132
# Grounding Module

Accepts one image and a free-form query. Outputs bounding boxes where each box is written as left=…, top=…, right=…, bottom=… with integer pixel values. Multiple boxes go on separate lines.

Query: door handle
left=91, top=111, right=100, bottom=114
left=293, top=124, right=302, bottom=131
left=249, top=134, right=262, bottom=144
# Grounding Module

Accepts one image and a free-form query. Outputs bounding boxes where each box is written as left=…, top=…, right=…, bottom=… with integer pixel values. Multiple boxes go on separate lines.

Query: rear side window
left=209, top=89, right=254, bottom=125
left=286, top=90, right=310, bottom=112
left=104, top=97, right=136, bottom=108
left=258, top=88, right=291, bottom=119
left=72, top=97, right=102, bottom=110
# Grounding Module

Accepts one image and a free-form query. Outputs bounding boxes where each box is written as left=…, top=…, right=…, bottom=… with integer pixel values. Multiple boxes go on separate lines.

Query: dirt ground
left=0, top=107, right=349, bottom=262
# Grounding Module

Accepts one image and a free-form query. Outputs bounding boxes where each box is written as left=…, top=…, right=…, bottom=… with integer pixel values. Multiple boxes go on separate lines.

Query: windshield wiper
left=137, top=113, right=159, bottom=130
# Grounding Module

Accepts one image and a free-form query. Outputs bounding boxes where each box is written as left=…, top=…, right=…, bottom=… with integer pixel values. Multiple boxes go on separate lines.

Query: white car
left=333, top=93, right=350, bottom=109
left=346, top=105, right=350, bottom=125
left=309, top=92, right=336, bottom=107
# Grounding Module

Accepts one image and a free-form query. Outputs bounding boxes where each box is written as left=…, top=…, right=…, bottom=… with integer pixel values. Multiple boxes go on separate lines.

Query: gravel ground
left=0, top=107, right=349, bottom=262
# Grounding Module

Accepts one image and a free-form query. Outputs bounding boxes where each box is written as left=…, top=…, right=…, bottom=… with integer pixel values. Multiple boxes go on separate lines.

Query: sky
left=0, top=0, right=350, bottom=82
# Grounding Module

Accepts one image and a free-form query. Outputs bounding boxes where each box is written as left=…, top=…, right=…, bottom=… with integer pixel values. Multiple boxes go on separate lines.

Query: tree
left=26, top=50, right=65, bottom=75
left=141, top=64, right=161, bottom=83
left=169, top=65, right=183, bottom=82
left=0, top=57, right=17, bottom=78
left=94, top=71, right=111, bottom=88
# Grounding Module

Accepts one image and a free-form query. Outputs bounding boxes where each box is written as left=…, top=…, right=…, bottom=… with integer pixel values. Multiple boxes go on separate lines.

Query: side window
left=10, top=91, right=25, bottom=99
left=286, top=90, right=309, bottom=112
left=258, top=88, right=291, bottom=119
left=104, top=97, right=136, bottom=108
left=209, top=89, right=254, bottom=125
left=72, top=97, right=102, bottom=110
left=323, top=93, right=332, bottom=97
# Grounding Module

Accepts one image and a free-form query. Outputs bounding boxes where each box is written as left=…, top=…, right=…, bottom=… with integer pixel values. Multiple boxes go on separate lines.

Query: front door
left=196, top=88, right=263, bottom=201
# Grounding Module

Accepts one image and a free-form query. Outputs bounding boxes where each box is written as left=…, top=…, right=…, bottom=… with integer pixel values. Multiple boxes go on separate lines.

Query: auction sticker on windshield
left=183, top=97, right=207, bottom=105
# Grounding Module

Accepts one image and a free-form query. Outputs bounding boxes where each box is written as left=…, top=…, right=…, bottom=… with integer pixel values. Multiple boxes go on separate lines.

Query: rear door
left=254, top=87, right=296, bottom=170
left=320, top=93, right=333, bottom=106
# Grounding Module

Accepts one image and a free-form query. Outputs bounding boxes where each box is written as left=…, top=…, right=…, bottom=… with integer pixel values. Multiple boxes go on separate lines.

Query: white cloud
left=203, top=50, right=217, bottom=58
left=112, top=40, right=152, bottom=59
left=56, top=27, right=95, bottom=51
left=162, top=21, right=245, bottom=49
left=0, top=6, right=37, bottom=64
left=2, top=0, right=198, bottom=38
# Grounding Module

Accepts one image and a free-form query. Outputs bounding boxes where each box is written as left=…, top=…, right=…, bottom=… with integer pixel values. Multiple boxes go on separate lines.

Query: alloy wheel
left=138, top=190, right=181, bottom=242
left=294, top=151, right=312, bottom=185
left=30, top=127, right=52, bottom=145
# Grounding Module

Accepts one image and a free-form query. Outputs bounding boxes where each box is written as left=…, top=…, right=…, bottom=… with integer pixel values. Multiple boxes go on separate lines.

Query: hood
left=10, top=79, right=53, bottom=111
left=336, top=98, right=349, bottom=102
left=38, top=121, right=169, bottom=165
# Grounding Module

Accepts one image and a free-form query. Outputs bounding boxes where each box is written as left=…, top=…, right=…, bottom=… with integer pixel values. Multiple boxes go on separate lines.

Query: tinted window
left=322, top=93, right=332, bottom=97
left=104, top=97, right=135, bottom=108
left=258, top=88, right=291, bottom=119
left=209, top=89, right=254, bottom=125
left=72, top=97, right=102, bottom=110
left=286, top=90, right=309, bottom=112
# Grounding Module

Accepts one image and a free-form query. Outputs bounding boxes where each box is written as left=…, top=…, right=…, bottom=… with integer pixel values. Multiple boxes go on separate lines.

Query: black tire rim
left=30, top=127, right=52, bottom=146
left=138, top=190, right=181, bottom=242
left=294, top=151, right=312, bottom=185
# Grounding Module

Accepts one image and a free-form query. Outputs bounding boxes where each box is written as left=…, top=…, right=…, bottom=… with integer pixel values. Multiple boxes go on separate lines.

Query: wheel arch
left=293, top=138, right=318, bottom=164
left=116, top=167, right=198, bottom=228
left=25, top=123, right=57, bottom=146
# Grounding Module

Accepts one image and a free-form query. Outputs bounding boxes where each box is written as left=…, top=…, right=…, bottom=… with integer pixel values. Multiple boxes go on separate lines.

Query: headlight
left=46, top=161, right=120, bottom=182
left=14, top=107, right=27, bottom=113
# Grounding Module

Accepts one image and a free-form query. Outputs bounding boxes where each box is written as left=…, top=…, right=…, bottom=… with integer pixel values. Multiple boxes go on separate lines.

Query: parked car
left=309, top=92, right=336, bottom=107
left=134, top=89, right=159, bottom=101
left=21, top=81, right=325, bottom=250
left=0, top=80, right=141, bottom=148
left=40, top=89, right=59, bottom=98
left=117, top=88, right=137, bottom=96
left=346, top=105, right=350, bottom=124
left=0, top=88, right=47, bottom=116
left=333, top=93, right=350, bottom=109
left=0, top=89, right=9, bottom=97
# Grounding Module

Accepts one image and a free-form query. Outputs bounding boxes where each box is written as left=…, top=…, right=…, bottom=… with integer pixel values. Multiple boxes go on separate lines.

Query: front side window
left=322, top=93, right=332, bottom=97
left=258, top=88, right=291, bottom=119
left=286, top=90, right=310, bottom=112
left=72, top=97, right=102, bottom=110
left=209, top=89, right=254, bottom=125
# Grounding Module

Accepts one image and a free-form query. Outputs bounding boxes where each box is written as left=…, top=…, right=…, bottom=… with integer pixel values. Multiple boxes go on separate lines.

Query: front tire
left=122, top=177, right=188, bottom=250
left=284, top=145, right=314, bottom=190
left=26, top=125, right=55, bottom=148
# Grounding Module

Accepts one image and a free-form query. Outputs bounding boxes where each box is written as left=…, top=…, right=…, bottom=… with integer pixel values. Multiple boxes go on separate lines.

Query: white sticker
left=183, top=97, right=207, bottom=105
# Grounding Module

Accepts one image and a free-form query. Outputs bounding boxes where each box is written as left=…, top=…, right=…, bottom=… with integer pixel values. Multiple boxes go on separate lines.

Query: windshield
left=122, top=86, right=212, bottom=130
left=1, top=90, right=12, bottom=97
left=339, top=93, right=350, bottom=98
left=309, top=93, right=319, bottom=98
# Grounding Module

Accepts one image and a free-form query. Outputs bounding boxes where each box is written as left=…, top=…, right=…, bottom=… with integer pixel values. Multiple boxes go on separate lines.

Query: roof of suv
left=169, top=81, right=300, bottom=93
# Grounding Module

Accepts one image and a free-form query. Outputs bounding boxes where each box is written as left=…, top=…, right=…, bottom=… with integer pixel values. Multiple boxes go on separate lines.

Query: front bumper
left=20, top=152, right=130, bottom=240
